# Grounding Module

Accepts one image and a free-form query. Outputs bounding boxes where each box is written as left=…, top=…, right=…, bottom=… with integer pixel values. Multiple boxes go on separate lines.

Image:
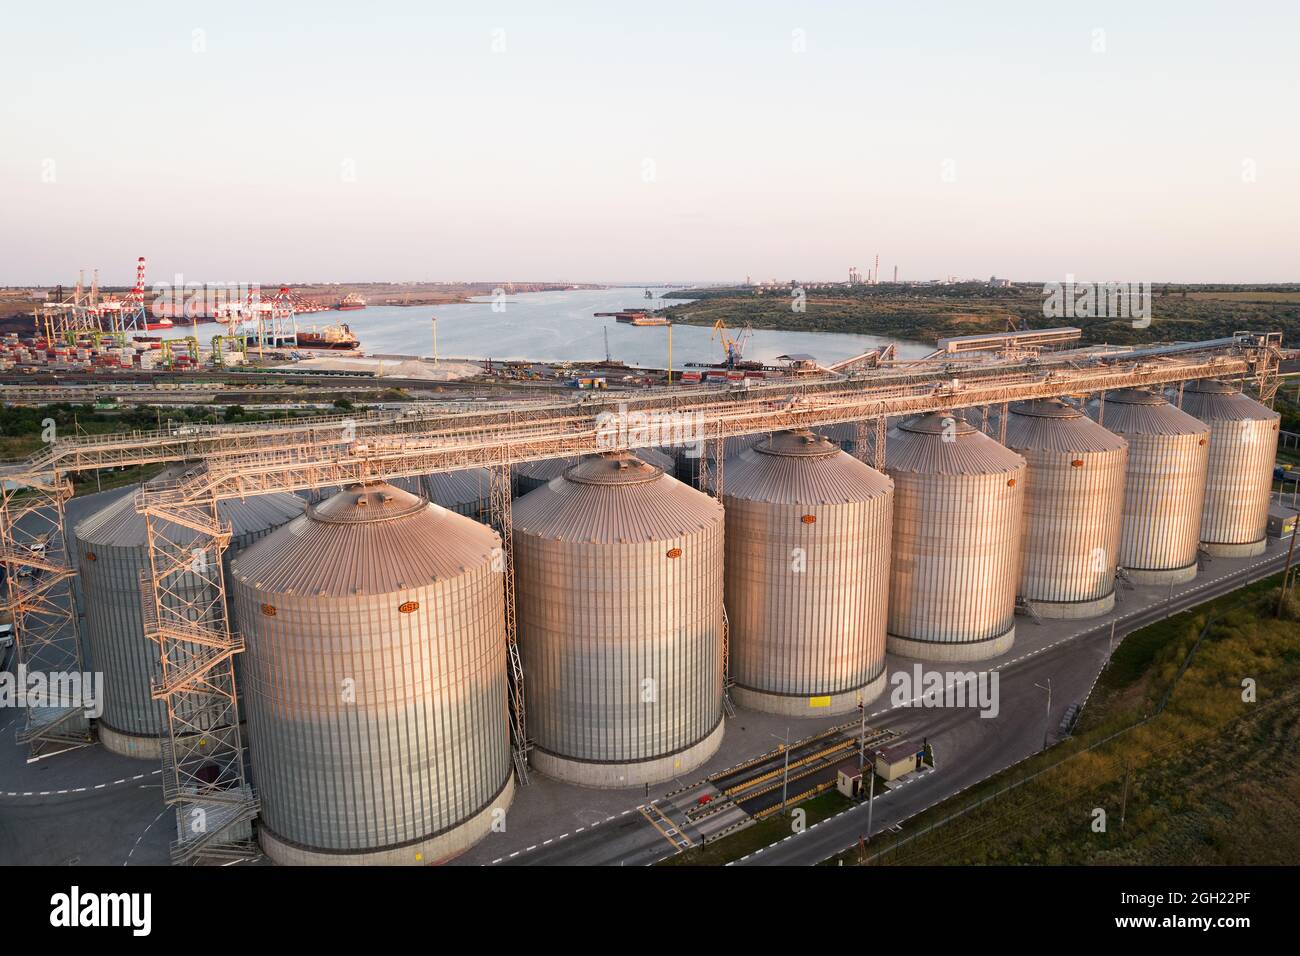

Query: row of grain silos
left=67, top=378, right=1277, bottom=866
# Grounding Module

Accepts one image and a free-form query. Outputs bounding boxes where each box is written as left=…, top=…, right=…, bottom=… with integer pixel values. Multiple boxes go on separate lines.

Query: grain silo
left=72, top=480, right=303, bottom=759
left=229, top=481, right=513, bottom=865
left=515, top=448, right=674, bottom=496
left=423, top=467, right=492, bottom=522
left=1002, top=399, right=1128, bottom=619
left=885, top=412, right=1026, bottom=662
left=723, top=430, right=893, bottom=715
left=1088, top=389, right=1209, bottom=585
left=513, top=452, right=725, bottom=787
left=1178, top=379, right=1280, bottom=557
left=675, top=435, right=762, bottom=489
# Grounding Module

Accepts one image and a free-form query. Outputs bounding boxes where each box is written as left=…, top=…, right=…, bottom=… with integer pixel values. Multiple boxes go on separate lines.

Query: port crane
left=711, top=319, right=753, bottom=368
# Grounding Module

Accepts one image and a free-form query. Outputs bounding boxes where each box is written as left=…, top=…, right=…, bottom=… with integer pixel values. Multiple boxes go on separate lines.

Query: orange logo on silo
left=665, top=548, right=682, bottom=559
left=801, top=515, right=817, bottom=524
left=399, top=601, right=420, bottom=613
left=261, top=603, right=277, bottom=617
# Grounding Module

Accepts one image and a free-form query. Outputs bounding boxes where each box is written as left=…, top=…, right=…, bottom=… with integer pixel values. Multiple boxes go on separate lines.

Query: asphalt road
left=737, top=547, right=1293, bottom=866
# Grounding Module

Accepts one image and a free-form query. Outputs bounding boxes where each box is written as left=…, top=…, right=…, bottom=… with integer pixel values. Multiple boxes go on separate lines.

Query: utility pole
left=771, top=728, right=791, bottom=815
left=1119, top=759, right=1132, bottom=828
left=1035, top=678, right=1052, bottom=751
left=1109, top=619, right=1117, bottom=656
left=866, top=763, right=876, bottom=840
left=666, top=323, right=673, bottom=385
left=1278, top=520, right=1298, bottom=618
left=857, top=699, right=866, bottom=773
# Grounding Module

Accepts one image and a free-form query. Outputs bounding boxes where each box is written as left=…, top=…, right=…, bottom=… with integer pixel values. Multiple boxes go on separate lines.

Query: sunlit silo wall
left=513, top=452, right=725, bottom=787
left=229, top=482, right=513, bottom=865
left=72, top=479, right=303, bottom=759
left=1002, top=399, right=1128, bottom=619
left=1088, top=389, right=1209, bottom=585
left=723, top=430, right=893, bottom=716
left=885, top=412, right=1025, bottom=662
left=1178, top=380, right=1279, bottom=557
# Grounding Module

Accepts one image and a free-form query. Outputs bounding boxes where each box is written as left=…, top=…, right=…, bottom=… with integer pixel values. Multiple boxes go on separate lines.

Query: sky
left=1, top=1, right=1297, bottom=285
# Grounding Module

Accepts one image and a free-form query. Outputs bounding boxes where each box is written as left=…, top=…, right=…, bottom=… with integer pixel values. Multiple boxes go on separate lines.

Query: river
left=164, top=287, right=932, bottom=367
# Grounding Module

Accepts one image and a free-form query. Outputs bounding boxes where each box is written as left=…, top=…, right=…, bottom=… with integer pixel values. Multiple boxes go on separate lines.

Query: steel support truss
left=487, top=462, right=529, bottom=785
left=0, top=332, right=1288, bottom=864
left=138, top=480, right=257, bottom=863
left=0, top=473, right=92, bottom=757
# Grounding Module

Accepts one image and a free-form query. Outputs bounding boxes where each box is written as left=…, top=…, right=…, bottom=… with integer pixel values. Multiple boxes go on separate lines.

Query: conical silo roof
left=886, top=412, right=1024, bottom=475
left=76, top=481, right=304, bottom=548
left=1004, top=399, right=1128, bottom=454
left=1179, top=379, right=1278, bottom=423
left=422, top=467, right=491, bottom=512
left=513, top=451, right=722, bottom=543
left=517, top=448, right=673, bottom=487
left=1094, top=389, right=1208, bottom=436
left=725, top=430, right=892, bottom=504
left=229, top=481, right=500, bottom=597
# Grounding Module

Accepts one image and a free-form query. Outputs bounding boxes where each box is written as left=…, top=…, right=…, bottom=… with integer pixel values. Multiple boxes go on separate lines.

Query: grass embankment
left=660, top=284, right=1300, bottom=351
left=829, top=574, right=1300, bottom=866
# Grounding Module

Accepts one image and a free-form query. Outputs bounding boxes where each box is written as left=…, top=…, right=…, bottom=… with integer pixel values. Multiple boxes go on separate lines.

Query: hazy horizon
left=3, top=1, right=1297, bottom=286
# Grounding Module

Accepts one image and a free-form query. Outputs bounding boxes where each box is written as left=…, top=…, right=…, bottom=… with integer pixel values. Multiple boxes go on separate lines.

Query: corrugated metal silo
left=229, top=481, right=513, bottom=865
left=72, top=480, right=303, bottom=759
left=675, top=435, right=763, bottom=488
left=422, top=467, right=492, bottom=521
left=1179, top=380, right=1279, bottom=556
left=885, top=412, right=1026, bottom=661
left=1002, top=399, right=1128, bottom=619
left=723, top=430, right=893, bottom=715
left=1087, top=389, right=1209, bottom=584
left=513, top=452, right=725, bottom=787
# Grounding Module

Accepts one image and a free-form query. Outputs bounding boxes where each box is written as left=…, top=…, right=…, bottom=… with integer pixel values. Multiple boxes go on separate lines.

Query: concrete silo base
left=732, top=668, right=887, bottom=717
left=1025, top=590, right=1115, bottom=621
left=887, top=626, right=1016, bottom=663
left=1124, top=562, right=1198, bottom=586
left=1201, top=538, right=1267, bottom=558
left=531, top=719, right=725, bottom=789
left=97, top=723, right=161, bottom=761
left=259, top=774, right=516, bottom=866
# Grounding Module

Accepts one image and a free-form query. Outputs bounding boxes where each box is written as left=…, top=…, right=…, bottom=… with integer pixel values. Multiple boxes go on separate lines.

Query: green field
left=830, top=576, right=1300, bottom=866
left=660, top=283, right=1300, bottom=352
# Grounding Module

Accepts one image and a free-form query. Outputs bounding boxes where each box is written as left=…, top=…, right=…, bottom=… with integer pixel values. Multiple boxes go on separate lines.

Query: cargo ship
left=295, top=323, right=360, bottom=351
left=334, top=293, right=366, bottom=311
left=594, top=309, right=670, bottom=326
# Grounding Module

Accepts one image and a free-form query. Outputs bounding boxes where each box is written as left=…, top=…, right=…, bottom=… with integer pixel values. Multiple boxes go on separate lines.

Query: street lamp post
left=770, top=728, right=791, bottom=815
left=1034, top=678, right=1052, bottom=751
